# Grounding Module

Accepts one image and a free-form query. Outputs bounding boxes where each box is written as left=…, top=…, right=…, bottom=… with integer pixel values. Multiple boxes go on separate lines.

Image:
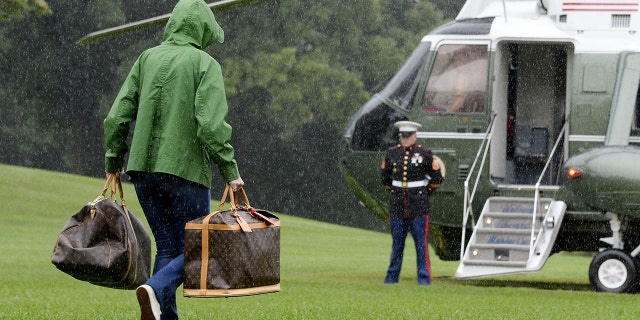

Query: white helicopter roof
left=433, top=0, right=640, bottom=54
left=458, top=0, right=640, bottom=19
left=457, top=0, right=542, bottom=20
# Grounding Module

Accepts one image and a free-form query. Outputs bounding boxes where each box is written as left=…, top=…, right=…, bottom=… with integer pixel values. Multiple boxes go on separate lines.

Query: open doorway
left=492, top=42, right=569, bottom=185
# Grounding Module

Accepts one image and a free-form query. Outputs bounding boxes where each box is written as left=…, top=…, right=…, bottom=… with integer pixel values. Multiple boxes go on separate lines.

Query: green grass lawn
left=1, top=163, right=638, bottom=319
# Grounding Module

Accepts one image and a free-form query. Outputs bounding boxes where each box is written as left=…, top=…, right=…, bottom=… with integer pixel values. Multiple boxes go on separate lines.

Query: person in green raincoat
left=104, top=0, right=243, bottom=318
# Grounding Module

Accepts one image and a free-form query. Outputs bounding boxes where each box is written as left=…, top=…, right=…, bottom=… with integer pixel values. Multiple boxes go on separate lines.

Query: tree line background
left=0, top=0, right=463, bottom=231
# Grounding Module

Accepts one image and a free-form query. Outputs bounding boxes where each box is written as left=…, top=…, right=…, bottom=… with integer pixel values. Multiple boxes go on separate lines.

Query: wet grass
left=1, top=163, right=638, bottom=319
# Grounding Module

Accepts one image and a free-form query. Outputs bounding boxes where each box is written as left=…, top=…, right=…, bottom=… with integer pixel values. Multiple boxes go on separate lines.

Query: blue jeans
left=131, top=172, right=211, bottom=320
left=385, top=215, right=431, bottom=285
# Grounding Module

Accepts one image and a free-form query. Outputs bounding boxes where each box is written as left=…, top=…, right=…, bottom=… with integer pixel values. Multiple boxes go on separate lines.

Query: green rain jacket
left=104, top=0, right=239, bottom=188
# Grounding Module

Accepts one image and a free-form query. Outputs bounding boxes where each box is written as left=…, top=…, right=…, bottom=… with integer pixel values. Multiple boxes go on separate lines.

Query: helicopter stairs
left=455, top=197, right=567, bottom=279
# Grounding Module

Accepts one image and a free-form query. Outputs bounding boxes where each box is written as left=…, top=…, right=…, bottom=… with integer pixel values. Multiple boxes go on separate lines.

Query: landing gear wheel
left=589, top=249, right=639, bottom=293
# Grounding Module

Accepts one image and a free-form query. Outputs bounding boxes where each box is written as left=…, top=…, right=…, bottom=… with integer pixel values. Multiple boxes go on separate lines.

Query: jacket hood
left=162, top=0, right=224, bottom=49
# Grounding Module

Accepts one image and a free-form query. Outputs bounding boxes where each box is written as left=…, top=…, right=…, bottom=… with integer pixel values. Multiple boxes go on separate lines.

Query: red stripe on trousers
left=424, top=215, right=431, bottom=277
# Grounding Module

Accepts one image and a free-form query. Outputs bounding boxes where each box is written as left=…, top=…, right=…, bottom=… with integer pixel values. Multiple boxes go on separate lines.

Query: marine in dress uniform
left=380, top=121, right=443, bottom=285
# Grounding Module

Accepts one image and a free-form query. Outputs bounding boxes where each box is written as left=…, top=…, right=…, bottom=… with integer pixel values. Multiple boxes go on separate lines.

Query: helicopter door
left=492, top=42, right=569, bottom=185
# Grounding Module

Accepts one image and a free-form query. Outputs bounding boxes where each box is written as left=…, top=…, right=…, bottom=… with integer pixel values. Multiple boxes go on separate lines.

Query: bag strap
left=102, top=173, right=128, bottom=213
left=101, top=174, right=114, bottom=197
left=236, top=187, right=252, bottom=208
left=216, top=185, right=251, bottom=232
left=216, top=184, right=253, bottom=232
left=217, top=184, right=252, bottom=210
left=248, top=207, right=276, bottom=225
left=231, top=186, right=276, bottom=225
left=216, top=184, right=275, bottom=226
left=116, top=176, right=128, bottom=213
left=217, top=184, right=231, bottom=211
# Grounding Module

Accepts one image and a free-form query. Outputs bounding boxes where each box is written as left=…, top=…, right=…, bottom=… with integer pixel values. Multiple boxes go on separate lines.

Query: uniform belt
left=392, top=180, right=427, bottom=188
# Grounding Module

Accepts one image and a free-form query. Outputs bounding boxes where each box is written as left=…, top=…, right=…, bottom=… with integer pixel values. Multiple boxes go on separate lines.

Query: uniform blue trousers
left=385, top=215, right=431, bottom=285
left=132, top=172, right=211, bottom=320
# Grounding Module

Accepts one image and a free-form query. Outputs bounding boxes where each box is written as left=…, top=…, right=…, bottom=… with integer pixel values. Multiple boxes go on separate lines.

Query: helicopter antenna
left=78, top=0, right=264, bottom=46
left=539, top=0, right=548, bottom=13
left=502, top=0, right=508, bottom=22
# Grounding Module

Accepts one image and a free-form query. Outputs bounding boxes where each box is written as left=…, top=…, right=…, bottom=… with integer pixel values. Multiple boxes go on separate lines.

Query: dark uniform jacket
left=381, top=144, right=444, bottom=218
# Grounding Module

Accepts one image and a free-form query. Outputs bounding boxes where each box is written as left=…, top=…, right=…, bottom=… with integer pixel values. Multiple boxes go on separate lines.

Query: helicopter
left=340, top=0, right=640, bottom=293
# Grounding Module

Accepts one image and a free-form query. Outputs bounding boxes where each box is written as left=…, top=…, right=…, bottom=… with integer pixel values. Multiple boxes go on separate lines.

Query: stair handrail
left=529, top=122, right=568, bottom=257
left=460, top=112, right=498, bottom=260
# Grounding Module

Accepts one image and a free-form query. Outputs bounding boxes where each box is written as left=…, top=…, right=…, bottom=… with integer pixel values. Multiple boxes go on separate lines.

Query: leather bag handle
left=91, top=174, right=128, bottom=219
left=217, top=184, right=251, bottom=210
left=101, top=174, right=114, bottom=197
left=217, top=184, right=252, bottom=232
left=216, top=184, right=276, bottom=225
left=102, top=173, right=128, bottom=211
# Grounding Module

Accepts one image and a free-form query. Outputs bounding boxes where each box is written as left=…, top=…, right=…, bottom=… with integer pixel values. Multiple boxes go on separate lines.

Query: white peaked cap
left=394, top=121, right=422, bottom=133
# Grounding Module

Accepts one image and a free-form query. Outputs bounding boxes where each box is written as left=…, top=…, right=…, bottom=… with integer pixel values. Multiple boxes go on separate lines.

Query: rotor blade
left=78, top=0, right=264, bottom=46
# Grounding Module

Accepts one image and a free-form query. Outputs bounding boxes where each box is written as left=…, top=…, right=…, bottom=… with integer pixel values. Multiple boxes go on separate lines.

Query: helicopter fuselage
left=341, top=0, right=640, bottom=263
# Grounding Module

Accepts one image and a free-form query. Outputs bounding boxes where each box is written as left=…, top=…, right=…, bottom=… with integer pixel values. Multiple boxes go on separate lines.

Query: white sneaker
left=136, top=284, right=162, bottom=320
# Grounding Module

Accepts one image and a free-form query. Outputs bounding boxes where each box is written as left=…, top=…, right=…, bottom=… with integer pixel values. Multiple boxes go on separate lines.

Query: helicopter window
left=347, top=42, right=431, bottom=151
left=351, top=101, right=408, bottom=151
left=608, top=52, right=640, bottom=145
left=380, top=41, right=432, bottom=110
left=634, top=80, right=640, bottom=129
left=422, top=44, right=488, bottom=113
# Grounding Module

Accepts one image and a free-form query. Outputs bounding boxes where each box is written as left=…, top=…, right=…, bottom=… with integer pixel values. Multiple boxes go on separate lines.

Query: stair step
left=483, top=212, right=544, bottom=219
left=476, top=228, right=532, bottom=235
left=469, top=243, right=530, bottom=250
left=474, top=228, right=533, bottom=246
left=487, top=198, right=552, bottom=212
left=480, top=213, right=541, bottom=230
left=462, top=259, right=528, bottom=267
left=465, top=244, right=531, bottom=262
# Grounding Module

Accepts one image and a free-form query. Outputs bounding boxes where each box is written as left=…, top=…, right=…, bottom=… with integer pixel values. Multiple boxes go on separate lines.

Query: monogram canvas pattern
left=184, top=208, right=280, bottom=297
left=51, top=199, right=152, bottom=290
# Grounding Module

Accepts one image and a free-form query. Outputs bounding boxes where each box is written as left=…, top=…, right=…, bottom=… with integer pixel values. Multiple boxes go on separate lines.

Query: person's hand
left=427, top=183, right=441, bottom=195
left=228, top=177, right=245, bottom=191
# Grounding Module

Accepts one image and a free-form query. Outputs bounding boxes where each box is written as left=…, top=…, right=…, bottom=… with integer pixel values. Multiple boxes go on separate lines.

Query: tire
left=589, top=249, right=639, bottom=293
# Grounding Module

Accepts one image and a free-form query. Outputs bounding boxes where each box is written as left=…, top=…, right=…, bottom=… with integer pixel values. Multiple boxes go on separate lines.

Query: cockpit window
left=379, top=41, right=432, bottom=110
left=345, top=43, right=431, bottom=151
left=422, top=44, right=488, bottom=113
